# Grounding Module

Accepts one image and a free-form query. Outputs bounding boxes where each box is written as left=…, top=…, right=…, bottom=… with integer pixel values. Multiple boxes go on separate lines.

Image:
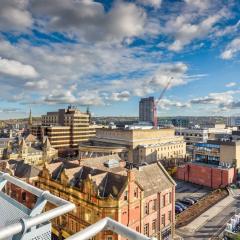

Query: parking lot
left=175, top=179, right=211, bottom=201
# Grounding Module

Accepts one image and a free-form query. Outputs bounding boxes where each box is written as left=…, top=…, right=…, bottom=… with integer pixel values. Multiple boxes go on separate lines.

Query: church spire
left=28, top=108, right=32, bottom=126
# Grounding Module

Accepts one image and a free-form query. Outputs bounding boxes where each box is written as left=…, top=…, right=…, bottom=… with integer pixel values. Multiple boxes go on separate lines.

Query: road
left=176, top=195, right=240, bottom=239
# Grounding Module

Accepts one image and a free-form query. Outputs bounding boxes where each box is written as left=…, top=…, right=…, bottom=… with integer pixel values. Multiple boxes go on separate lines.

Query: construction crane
left=153, top=77, right=173, bottom=128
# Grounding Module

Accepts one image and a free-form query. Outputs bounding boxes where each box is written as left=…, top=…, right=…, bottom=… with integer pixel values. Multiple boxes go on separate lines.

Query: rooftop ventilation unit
left=104, top=159, right=120, bottom=168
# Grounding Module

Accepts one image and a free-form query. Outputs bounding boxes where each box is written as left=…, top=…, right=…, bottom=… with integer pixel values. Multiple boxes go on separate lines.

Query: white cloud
left=225, top=82, right=237, bottom=88
left=25, top=79, right=48, bottom=90
left=0, top=57, right=38, bottom=79
left=215, top=20, right=240, bottom=37
left=110, top=91, right=130, bottom=101
left=137, top=0, right=162, bottom=9
left=158, top=99, right=190, bottom=110
left=221, top=38, right=240, bottom=60
left=167, top=13, right=226, bottom=52
left=0, top=0, right=32, bottom=31
left=149, top=62, right=188, bottom=88
left=163, top=1, right=229, bottom=52
left=44, top=88, right=104, bottom=106
left=190, top=90, right=240, bottom=107
left=30, top=0, right=146, bottom=43
left=184, top=0, right=210, bottom=11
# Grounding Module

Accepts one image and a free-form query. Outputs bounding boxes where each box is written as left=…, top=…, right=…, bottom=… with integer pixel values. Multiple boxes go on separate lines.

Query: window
left=22, top=192, right=26, bottom=202
left=134, top=188, right=138, bottom=198
left=168, top=210, right=172, bottom=222
left=144, top=223, right=149, bottom=236
left=161, top=214, right=165, bottom=227
left=162, top=195, right=166, bottom=207
left=136, top=226, right=140, bottom=232
left=124, top=191, right=128, bottom=201
left=106, top=237, right=112, bottom=240
left=70, top=219, right=76, bottom=232
left=152, top=219, right=156, bottom=233
left=169, top=192, right=172, bottom=204
left=152, top=199, right=157, bottom=211
left=144, top=202, right=149, bottom=215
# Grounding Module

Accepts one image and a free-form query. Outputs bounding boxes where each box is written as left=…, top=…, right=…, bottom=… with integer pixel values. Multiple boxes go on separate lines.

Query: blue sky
left=0, top=0, right=240, bottom=119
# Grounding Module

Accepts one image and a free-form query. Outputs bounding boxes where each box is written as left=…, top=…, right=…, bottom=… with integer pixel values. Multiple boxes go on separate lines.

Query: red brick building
left=176, top=140, right=239, bottom=188
left=176, top=162, right=235, bottom=189
left=0, top=155, right=176, bottom=239
left=37, top=155, right=176, bottom=240
left=0, top=159, right=40, bottom=208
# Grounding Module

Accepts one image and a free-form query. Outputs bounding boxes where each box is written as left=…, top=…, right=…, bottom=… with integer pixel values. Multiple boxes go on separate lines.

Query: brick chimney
left=127, top=169, right=135, bottom=182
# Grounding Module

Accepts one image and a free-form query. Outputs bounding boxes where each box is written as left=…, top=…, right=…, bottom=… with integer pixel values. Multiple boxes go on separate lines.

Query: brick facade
left=176, top=163, right=235, bottom=188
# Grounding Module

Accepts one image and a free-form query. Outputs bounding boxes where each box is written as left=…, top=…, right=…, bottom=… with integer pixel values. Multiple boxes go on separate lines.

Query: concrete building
left=176, top=140, right=240, bottom=188
left=175, top=125, right=233, bottom=158
left=79, top=128, right=186, bottom=164
left=227, top=117, right=240, bottom=127
left=30, top=106, right=95, bottom=154
left=176, top=125, right=233, bottom=146
left=139, top=97, right=155, bottom=125
left=36, top=155, right=176, bottom=240
left=171, top=118, right=189, bottom=128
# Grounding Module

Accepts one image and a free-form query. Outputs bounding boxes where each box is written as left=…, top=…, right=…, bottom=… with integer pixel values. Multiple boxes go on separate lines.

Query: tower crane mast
left=153, top=77, right=173, bottom=128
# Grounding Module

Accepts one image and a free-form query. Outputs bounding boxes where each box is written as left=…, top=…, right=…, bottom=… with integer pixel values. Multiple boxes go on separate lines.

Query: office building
left=30, top=106, right=95, bottom=154
left=171, top=118, right=189, bottom=128
left=139, top=97, right=155, bottom=125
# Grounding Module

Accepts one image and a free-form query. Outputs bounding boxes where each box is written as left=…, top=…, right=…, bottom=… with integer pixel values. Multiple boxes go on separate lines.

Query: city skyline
left=0, top=0, right=240, bottom=118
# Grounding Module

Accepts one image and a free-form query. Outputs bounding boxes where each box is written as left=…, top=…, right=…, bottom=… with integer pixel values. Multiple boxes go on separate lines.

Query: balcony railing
left=0, top=171, right=155, bottom=240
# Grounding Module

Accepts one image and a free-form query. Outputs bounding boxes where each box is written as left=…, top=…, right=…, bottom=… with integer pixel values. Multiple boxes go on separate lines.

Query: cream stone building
left=3, top=134, right=58, bottom=166
left=79, top=128, right=186, bottom=164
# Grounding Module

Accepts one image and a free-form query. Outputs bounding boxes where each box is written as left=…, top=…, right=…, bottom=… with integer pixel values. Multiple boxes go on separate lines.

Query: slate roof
left=24, top=134, right=36, bottom=143
left=9, top=160, right=41, bottom=179
left=134, top=162, right=175, bottom=197
left=45, top=155, right=175, bottom=199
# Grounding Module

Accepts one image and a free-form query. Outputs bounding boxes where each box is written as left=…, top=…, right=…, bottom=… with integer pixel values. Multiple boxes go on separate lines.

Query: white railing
left=66, top=217, right=156, bottom=240
left=0, top=171, right=155, bottom=240
left=0, top=171, right=75, bottom=240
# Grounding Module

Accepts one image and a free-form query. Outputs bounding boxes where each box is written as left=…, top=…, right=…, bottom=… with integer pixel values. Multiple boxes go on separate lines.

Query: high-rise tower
left=139, top=97, right=155, bottom=125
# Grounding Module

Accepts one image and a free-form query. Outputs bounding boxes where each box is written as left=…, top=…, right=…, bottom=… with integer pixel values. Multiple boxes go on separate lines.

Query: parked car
left=183, top=198, right=195, bottom=205
left=175, top=205, right=183, bottom=214
left=187, top=197, right=198, bottom=203
left=179, top=199, right=192, bottom=206
left=176, top=202, right=188, bottom=210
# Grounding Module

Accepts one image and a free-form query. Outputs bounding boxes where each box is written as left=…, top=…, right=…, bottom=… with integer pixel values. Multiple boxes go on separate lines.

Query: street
left=176, top=193, right=240, bottom=239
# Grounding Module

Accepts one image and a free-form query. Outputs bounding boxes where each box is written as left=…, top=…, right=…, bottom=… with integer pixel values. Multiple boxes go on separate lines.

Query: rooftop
left=51, top=155, right=174, bottom=198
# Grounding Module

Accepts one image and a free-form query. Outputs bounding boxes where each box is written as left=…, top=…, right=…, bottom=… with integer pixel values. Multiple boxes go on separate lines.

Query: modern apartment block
left=79, top=128, right=186, bottom=164
left=139, top=97, right=155, bottom=125
left=36, top=155, right=176, bottom=240
left=31, top=106, right=95, bottom=153
left=176, top=139, right=240, bottom=188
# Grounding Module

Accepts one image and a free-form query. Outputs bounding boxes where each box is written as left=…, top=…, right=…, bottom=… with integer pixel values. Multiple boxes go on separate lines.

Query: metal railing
left=0, top=171, right=75, bottom=240
left=0, top=171, right=156, bottom=240
left=66, top=217, right=156, bottom=240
